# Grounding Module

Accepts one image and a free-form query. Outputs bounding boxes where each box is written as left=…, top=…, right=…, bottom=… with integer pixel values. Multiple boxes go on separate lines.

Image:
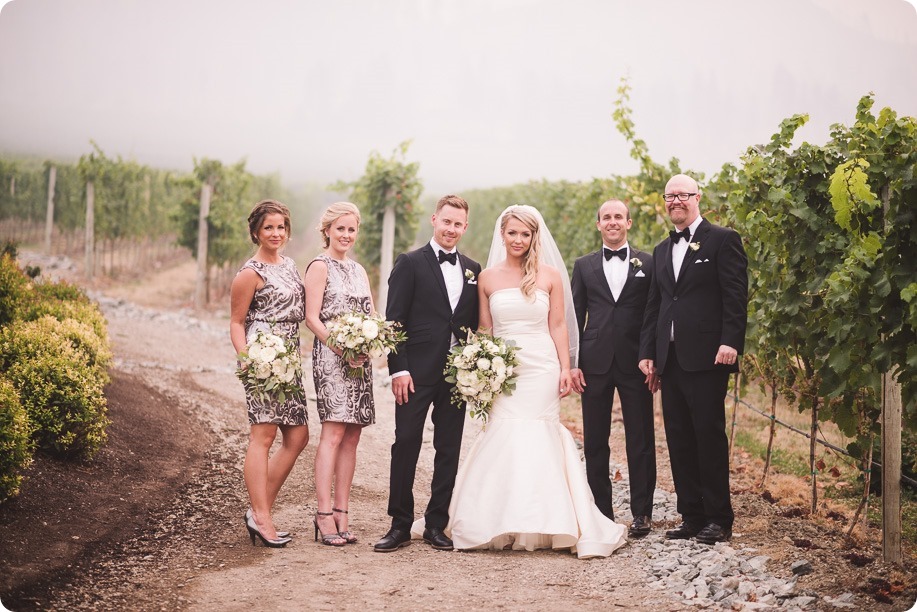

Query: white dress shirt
left=603, top=242, right=629, bottom=302
left=391, top=239, right=463, bottom=380
left=670, top=216, right=704, bottom=340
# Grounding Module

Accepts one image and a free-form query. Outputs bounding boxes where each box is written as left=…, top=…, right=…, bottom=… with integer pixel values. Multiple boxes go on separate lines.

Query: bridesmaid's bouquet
left=325, top=312, right=406, bottom=377
left=445, top=328, right=520, bottom=423
left=236, top=329, right=303, bottom=403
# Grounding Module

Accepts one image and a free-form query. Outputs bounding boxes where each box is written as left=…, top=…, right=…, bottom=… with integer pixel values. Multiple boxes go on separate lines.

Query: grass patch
left=733, top=429, right=812, bottom=479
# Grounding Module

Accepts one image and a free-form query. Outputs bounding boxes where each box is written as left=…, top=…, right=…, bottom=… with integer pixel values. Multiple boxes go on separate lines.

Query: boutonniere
left=629, top=257, right=642, bottom=269
left=464, top=269, right=477, bottom=284
left=688, top=242, right=701, bottom=252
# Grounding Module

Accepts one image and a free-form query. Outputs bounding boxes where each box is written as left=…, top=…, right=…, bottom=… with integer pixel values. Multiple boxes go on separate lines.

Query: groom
left=374, top=194, right=481, bottom=553
left=570, top=199, right=657, bottom=538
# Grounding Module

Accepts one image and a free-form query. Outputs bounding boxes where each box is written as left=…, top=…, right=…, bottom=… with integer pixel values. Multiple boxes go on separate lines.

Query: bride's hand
left=558, top=369, right=573, bottom=398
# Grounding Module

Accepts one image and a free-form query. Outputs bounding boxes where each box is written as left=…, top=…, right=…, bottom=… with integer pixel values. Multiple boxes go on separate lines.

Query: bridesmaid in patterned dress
left=304, top=202, right=375, bottom=546
left=230, top=199, right=309, bottom=548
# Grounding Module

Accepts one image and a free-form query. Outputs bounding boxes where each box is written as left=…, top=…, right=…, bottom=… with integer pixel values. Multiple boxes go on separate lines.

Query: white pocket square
left=466, top=279, right=477, bottom=285
left=695, top=258, right=710, bottom=263
left=635, top=270, right=645, bottom=277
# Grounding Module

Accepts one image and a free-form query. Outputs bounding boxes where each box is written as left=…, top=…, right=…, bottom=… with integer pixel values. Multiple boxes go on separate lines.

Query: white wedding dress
left=435, top=287, right=627, bottom=558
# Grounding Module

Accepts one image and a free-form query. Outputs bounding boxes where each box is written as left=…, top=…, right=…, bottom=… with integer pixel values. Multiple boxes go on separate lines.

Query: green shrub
left=25, top=316, right=112, bottom=377
left=18, top=291, right=108, bottom=342
left=0, top=321, right=109, bottom=458
left=0, top=376, right=32, bottom=502
left=0, top=254, right=28, bottom=327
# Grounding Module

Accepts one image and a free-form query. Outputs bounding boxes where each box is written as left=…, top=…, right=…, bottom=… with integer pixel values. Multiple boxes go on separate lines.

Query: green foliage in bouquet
left=444, top=328, right=520, bottom=424
left=0, top=376, right=32, bottom=502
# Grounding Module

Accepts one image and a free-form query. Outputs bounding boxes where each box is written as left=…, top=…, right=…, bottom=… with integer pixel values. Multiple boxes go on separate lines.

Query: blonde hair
left=248, top=199, right=292, bottom=245
left=317, top=202, right=362, bottom=248
left=501, top=206, right=541, bottom=300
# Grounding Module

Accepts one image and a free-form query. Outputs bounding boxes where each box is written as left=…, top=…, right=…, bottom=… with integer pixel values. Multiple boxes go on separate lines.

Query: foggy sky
left=1, top=0, right=915, bottom=193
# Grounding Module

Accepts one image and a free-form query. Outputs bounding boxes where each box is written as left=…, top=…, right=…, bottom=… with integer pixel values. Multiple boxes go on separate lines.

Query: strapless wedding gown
left=442, top=288, right=627, bottom=558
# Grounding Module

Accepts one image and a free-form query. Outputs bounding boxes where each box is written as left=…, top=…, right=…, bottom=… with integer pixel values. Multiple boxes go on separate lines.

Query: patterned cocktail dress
left=309, top=254, right=375, bottom=425
left=241, top=256, right=308, bottom=425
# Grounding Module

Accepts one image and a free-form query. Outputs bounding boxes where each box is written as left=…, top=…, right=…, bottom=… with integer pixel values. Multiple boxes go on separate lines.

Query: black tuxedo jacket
left=639, top=219, right=748, bottom=374
left=386, top=244, right=481, bottom=385
left=572, top=247, right=653, bottom=376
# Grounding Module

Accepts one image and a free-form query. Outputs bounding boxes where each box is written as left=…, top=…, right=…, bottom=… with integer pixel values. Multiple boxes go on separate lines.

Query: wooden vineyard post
left=85, top=181, right=95, bottom=280
left=193, top=182, right=212, bottom=308
left=44, top=166, right=56, bottom=253
left=882, top=370, right=902, bottom=563
left=728, top=372, right=740, bottom=460
left=377, top=198, right=396, bottom=316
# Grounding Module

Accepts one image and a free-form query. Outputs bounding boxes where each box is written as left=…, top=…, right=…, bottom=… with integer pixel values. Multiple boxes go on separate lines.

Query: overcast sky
left=1, top=0, right=915, bottom=194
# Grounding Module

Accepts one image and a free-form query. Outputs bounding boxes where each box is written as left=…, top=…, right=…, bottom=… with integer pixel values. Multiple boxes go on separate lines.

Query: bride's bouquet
left=236, top=328, right=303, bottom=404
left=444, top=328, right=520, bottom=423
left=324, top=312, right=406, bottom=377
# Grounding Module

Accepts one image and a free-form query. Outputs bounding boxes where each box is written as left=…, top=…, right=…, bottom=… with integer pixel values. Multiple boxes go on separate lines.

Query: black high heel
left=246, top=508, right=290, bottom=539
left=246, top=513, right=291, bottom=548
left=313, top=511, right=346, bottom=546
left=332, top=507, right=357, bottom=544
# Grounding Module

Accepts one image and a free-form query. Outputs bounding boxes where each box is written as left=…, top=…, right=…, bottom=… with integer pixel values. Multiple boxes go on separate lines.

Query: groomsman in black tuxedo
left=639, top=174, right=748, bottom=545
left=374, top=194, right=481, bottom=553
left=571, top=199, right=656, bottom=538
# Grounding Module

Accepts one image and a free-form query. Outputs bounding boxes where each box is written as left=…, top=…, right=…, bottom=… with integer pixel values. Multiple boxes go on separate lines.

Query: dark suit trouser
left=388, top=380, right=465, bottom=531
left=581, top=359, right=656, bottom=520
left=661, top=351, right=734, bottom=529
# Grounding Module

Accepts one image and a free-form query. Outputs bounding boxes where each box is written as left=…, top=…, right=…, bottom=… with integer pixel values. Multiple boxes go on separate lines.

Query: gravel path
left=91, top=291, right=837, bottom=611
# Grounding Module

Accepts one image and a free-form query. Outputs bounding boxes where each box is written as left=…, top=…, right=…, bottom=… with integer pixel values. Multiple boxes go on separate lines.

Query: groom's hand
left=392, top=374, right=414, bottom=405
left=570, top=368, right=586, bottom=394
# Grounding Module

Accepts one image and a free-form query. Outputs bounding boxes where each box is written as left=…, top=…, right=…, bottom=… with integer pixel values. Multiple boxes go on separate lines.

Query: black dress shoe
left=422, top=527, right=453, bottom=551
left=373, top=528, right=411, bottom=553
left=665, top=522, right=704, bottom=540
left=628, top=515, right=652, bottom=537
left=695, top=523, right=731, bottom=544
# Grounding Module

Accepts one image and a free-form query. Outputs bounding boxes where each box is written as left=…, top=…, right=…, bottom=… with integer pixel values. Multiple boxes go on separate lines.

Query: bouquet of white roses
left=325, top=312, right=406, bottom=377
left=236, top=329, right=303, bottom=403
left=444, top=328, right=520, bottom=423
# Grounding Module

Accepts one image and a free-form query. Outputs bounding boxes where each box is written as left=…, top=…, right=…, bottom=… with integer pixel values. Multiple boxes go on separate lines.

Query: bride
left=434, top=205, right=627, bottom=558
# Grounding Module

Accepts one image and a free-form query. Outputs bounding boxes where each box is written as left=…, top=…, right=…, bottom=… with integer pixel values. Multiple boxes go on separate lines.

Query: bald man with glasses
left=639, top=174, right=748, bottom=545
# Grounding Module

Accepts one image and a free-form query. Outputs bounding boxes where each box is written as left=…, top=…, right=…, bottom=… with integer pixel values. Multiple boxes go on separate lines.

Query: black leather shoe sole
left=373, top=540, right=411, bottom=553
left=696, top=529, right=731, bottom=545
left=628, top=527, right=651, bottom=538
left=665, top=526, right=703, bottom=540
left=423, top=537, right=453, bottom=551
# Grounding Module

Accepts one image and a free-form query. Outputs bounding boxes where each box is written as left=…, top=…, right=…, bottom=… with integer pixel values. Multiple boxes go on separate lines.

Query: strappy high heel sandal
left=246, top=508, right=290, bottom=539
left=313, top=511, right=346, bottom=546
left=246, top=513, right=291, bottom=548
left=333, top=507, right=357, bottom=544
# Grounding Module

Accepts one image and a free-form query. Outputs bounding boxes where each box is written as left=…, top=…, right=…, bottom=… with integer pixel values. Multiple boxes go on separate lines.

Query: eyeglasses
left=662, top=193, right=697, bottom=203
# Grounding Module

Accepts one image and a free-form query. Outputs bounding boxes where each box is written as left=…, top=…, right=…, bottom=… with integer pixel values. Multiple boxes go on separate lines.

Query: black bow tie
left=669, top=228, right=691, bottom=243
left=438, top=250, right=457, bottom=265
left=603, top=247, right=626, bottom=261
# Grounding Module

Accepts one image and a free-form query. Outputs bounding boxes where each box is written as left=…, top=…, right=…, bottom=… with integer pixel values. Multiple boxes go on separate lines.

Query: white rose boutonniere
left=629, top=257, right=642, bottom=269
left=689, top=242, right=701, bottom=252
left=465, top=269, right=477, bottom=284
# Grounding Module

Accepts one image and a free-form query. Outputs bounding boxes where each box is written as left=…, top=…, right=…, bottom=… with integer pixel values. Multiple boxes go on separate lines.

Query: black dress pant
left=387, top=380, right=465, bottom=531
left=661, top=349, right=734, bottom=529
left=581, top=358, right=656, bottom=520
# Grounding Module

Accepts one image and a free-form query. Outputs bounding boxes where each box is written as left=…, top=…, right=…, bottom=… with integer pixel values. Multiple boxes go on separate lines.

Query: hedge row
left=0, top=251, right=112, bottom=502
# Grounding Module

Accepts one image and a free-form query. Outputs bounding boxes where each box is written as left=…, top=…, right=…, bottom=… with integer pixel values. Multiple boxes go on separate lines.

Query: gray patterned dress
left=309, top=254, right=375, bottom=425
left=241, top=256, right=308, bottom=425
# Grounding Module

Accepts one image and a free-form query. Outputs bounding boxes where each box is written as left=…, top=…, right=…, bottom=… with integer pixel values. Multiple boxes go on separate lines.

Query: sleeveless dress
left=241, top=256, right=308, bottom=426
left=440, top=288, right=627, bottom=558
left=309, top=254, right=375, bottom=425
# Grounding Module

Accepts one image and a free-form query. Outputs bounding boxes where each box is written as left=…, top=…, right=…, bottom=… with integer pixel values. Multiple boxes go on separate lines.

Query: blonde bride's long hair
left=500, top=206, right=541, bottom=301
